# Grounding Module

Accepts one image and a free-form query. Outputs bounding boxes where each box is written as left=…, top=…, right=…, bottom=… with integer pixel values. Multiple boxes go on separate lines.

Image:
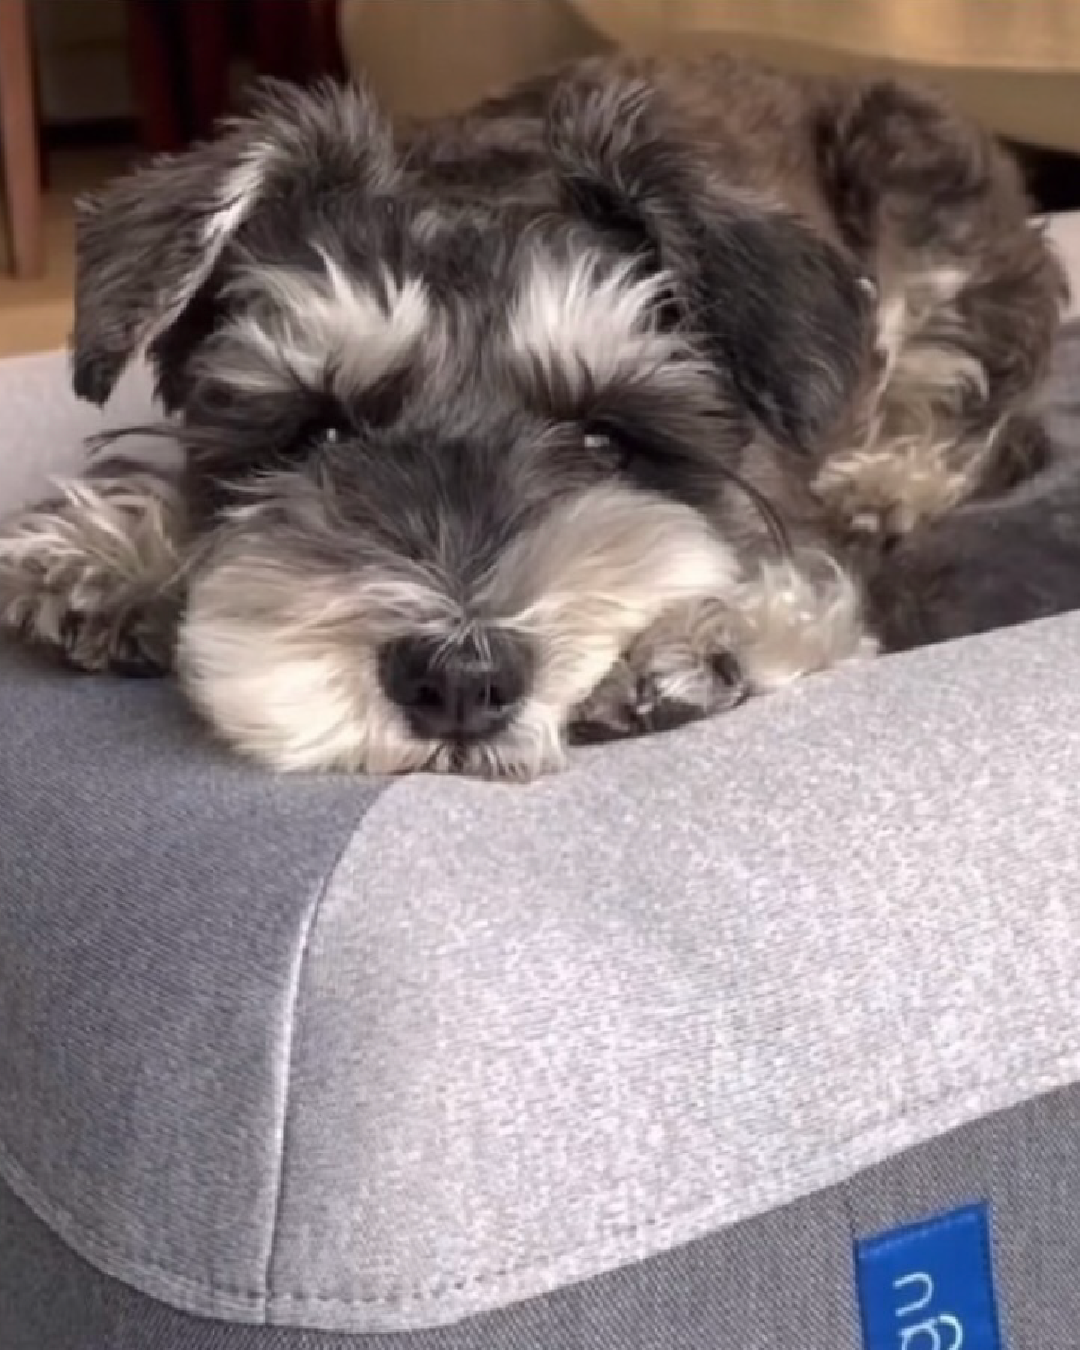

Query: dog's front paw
left=0, top=532, right=172, bottom=675
left=569, top=601, right=746, bottom=744
left=0, top=484, right=181, bottom=675
left=53, top=600, right=173, bottom=676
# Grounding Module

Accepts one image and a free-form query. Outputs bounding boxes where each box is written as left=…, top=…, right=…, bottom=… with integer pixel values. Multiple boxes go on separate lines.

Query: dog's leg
left=569, top=597, right=747, bottom=744
left=569, top=551, right=877, bottom=743
left=813, top=347, right=1056, bottom=540
left=814, top=78, right=1068, bottom=539
left=0, top=467, right=188, bottom=674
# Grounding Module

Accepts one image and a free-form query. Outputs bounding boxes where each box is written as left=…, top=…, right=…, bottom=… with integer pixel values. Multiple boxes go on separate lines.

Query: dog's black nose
left=379, top=631, right=532, bottom=741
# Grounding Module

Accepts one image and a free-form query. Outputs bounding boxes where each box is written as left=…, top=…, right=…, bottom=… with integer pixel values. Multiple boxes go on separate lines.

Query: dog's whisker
left=85, top=422, right=186, bottom=459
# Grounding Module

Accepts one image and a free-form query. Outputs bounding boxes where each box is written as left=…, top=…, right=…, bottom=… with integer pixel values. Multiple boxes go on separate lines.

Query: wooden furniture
left=124, top=0, right=232, bottom=153
left=0, top=0, right=45, bottom=279
left=125, top=0, right=345, bottom=154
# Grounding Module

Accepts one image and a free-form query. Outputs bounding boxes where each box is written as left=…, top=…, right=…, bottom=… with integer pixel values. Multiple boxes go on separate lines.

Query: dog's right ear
left=547, top=72, right=872, bottom=454
left=72, top=78, right=396, bottom=406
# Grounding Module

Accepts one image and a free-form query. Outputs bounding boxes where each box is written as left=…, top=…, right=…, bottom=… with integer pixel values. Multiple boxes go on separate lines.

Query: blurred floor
left=0, top=147, right=134, bottom=359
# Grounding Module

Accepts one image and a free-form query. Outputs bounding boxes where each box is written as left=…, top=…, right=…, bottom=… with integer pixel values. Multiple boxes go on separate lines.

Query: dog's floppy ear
left=548, top=74, right=872, bottom=453
left=72, top=78, right=396, bottom=406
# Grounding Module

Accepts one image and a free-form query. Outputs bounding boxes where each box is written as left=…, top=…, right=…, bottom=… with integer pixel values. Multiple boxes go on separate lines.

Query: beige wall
left=338, top=0, right=605, bottom=119
left=339, top=0, right=1080, bottom=152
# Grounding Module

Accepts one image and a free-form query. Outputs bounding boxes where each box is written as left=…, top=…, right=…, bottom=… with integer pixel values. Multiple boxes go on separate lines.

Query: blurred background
left=2, top=0, right=1080, bottom=358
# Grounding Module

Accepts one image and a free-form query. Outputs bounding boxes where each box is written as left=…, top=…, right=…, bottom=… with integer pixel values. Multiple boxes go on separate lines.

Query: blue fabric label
left=855, top=1203, right=1004, bottom=1350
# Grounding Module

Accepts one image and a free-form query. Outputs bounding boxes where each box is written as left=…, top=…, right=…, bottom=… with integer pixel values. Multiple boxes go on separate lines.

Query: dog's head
left=74, top=73, right=871, bottom=776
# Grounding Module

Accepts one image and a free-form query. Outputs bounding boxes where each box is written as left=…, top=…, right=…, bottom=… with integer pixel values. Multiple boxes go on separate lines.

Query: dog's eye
left=294, top=416, right=351, bottom=452
left=582, top=423, right=633, bottom=471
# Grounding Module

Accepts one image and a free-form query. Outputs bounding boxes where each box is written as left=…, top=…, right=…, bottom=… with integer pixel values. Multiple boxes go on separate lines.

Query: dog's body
left=0, top=55, right=1069, bottom=775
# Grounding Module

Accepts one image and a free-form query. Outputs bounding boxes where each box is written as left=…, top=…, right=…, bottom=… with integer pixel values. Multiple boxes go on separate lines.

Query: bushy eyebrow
left=205, top=251, right=434, bottom=398
left=502, top=248, right=695, bottom=407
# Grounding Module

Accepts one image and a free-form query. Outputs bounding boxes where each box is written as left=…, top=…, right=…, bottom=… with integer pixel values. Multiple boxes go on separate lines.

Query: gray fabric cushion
left=4, top=302, right=1080, bottom=1335
left=0, top=354, right=160, bottom=513
left=7, top=1083, right=1080, bottom=1350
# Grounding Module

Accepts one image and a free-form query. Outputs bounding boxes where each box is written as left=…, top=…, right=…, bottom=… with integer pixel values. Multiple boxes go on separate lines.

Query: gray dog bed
left=4, top=320, right=1080, bottom=1350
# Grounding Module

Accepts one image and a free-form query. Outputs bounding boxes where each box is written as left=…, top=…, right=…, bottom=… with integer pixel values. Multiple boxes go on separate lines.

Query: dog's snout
left=379, top=632, right=532, bottom=741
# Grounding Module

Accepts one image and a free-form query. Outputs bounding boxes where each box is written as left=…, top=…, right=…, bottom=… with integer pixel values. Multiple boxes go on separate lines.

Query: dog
left=0, top=55, right=1067, bottom=777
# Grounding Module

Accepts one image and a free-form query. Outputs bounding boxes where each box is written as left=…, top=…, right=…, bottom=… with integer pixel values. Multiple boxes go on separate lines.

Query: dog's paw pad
left=633, top=690, right=711, bottom=735
left=643, top=650, right=747, bottom=720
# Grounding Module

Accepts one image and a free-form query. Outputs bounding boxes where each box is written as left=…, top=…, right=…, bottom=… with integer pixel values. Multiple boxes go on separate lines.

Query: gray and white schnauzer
left=0, top=55, right=1068, bottom=777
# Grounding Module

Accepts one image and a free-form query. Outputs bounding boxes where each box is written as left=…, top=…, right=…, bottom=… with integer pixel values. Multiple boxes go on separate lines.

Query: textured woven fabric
left=5, top=286, right=1080, bottom=1337
left=0, top=643, right=388, bottom=1317
left=0, top=355, right=160, bottom=514
left=263, top=608, right=1080, bottom=1330
left=7, top=1085, right=1080, bottom=1350
left=6, top=605, right=1080, bottom=1331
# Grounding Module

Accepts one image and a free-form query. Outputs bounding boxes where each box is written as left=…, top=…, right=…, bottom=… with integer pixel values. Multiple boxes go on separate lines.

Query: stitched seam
left=259, top=871, right=336, bottom=1306
left=843, top=1186, right=868, bottom=1347
left=261, top=784, right=396, bottom=1305
left=2, top=1049, right=1079, bottom=1315
left=979, top=1201, right=1007, bottom=1346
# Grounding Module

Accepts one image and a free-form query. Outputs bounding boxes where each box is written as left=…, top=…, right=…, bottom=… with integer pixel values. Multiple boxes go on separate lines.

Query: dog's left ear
left=548, top=74, right=872, bottom=453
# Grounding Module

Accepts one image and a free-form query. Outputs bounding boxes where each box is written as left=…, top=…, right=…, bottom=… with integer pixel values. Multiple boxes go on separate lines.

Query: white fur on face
left=176, top=539, right=449, bottom=776
left=489, top=484, right=738, bottom=717
left=177, top=483, right=736, bottom=779
left=211, top=251, right=433, bottom=397
left=505, top=249, right=698, bottom=400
